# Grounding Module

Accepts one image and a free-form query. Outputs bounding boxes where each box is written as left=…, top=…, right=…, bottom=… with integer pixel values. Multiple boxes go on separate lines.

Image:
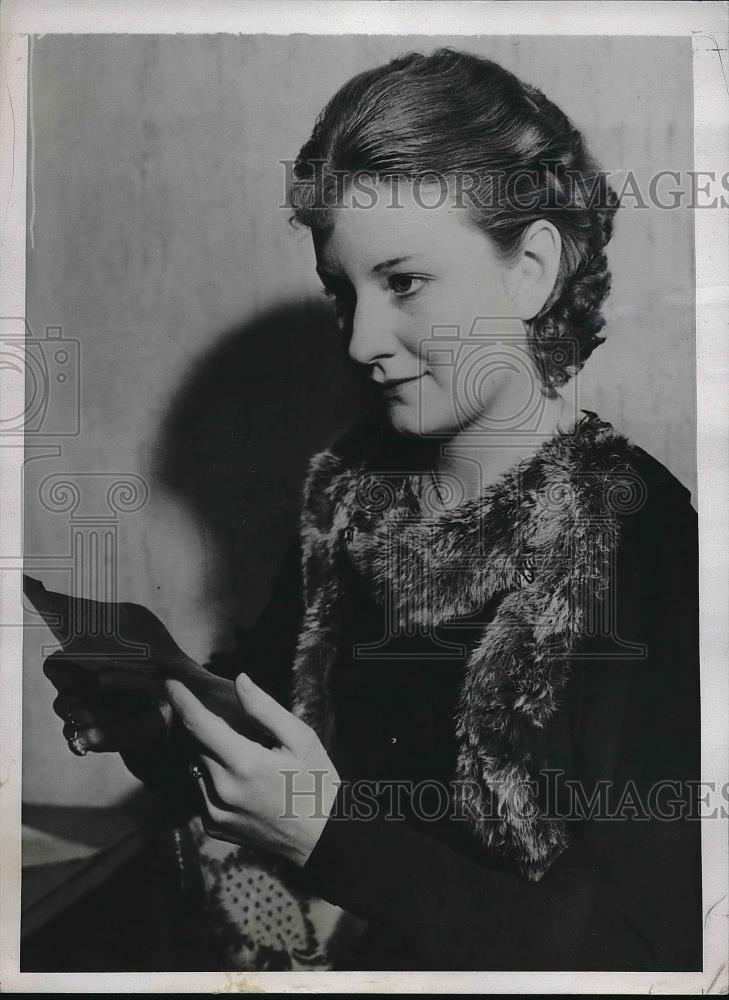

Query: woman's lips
left=380, top=374, right=423, bottom=392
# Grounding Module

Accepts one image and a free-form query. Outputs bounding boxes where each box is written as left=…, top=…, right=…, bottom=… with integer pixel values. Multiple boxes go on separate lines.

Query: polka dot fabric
left=187, top=816, right=362, bottom=970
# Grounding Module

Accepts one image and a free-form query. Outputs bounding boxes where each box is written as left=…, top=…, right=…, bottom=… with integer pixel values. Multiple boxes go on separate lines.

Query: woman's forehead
left=313, top=183, right=487, bottom=270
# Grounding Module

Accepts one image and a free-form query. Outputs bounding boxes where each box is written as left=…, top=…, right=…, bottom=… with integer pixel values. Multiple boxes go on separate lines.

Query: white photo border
left=1, top=1, right=727, bottom=994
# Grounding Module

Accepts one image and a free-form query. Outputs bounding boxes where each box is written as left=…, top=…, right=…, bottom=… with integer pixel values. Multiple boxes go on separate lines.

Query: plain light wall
left=23, top=34, right=695, bottom=806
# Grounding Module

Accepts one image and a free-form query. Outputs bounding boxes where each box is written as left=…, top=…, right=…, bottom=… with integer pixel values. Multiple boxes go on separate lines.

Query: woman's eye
left=388, top=274, right=427, bottom=297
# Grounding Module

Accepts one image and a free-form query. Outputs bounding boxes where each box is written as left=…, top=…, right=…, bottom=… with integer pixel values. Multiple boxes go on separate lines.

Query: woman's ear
left=503, top=221, right=562, bottom=320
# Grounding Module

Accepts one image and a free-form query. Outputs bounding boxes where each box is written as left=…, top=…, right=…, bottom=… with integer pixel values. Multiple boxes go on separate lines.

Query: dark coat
left=139, top=413, right=703, bottom=971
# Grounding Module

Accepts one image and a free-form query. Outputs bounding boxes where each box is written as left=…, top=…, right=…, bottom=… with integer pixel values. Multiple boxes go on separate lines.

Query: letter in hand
left=44, top=651, right=172, bottom=755
left=27, top=575, right=275, bottom=748
left=25, top=574, right=201, bottom=696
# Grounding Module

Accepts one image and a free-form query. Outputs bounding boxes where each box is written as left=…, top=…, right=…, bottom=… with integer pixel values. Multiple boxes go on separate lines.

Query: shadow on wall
left=153, top=297, right=366, bottom=647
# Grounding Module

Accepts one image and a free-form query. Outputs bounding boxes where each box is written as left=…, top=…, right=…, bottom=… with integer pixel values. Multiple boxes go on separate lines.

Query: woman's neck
left=427, top=390, right=569, bottom=510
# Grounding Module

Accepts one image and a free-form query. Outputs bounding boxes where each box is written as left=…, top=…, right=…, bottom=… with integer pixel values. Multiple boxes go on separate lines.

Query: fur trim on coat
left=291, top=411, right=646, bottom=880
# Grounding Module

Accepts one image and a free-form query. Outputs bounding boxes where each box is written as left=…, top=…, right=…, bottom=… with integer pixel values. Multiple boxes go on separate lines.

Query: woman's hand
left=44, top=651, right=172, bottom=756
left=164, top=673, right=341, bottom=868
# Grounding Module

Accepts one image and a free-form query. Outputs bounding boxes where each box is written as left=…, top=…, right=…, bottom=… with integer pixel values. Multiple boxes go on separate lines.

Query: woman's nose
left=347, top=294, right=398, bottom=367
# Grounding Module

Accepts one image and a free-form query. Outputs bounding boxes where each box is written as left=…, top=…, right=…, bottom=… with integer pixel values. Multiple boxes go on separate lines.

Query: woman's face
left=313, top=181, right=534, bottom=438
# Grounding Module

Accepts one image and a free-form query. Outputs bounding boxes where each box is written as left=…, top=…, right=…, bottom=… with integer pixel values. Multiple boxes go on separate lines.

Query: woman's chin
left=384, top=402, right=457, bottom=440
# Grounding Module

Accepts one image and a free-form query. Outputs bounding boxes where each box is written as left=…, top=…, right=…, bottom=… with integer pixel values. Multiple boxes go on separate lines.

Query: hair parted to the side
left=289, top=48, right=620, bottom=392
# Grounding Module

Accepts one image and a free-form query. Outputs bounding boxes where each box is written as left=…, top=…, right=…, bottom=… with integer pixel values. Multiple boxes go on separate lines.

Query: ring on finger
left=189, top=761, right=204, bottom=782
left=63, top=716, right=88, bottom=756
left=67, top=731, right=88, bottom=757
left=68, top=736, right=88, bottom=757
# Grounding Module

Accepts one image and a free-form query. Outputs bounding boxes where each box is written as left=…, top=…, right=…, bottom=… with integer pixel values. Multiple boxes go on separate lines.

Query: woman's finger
left=53, top=693, right=109, bottom=726
left=43, top=655, right=98, bottom=695
left=196, top=781, right=230, bottom=841
left=194, top=750, right=242, bottom=809
left=52, top=691, right=82, bottom=721
left=234, top=673, right=312, bottom=751
left=187, top=754, right=234, bottom=831
left=165, top=679, right=243, bottom=763
left=65, top=704, right=169, bottom=753
left=52, top=693, right=155, bottom=729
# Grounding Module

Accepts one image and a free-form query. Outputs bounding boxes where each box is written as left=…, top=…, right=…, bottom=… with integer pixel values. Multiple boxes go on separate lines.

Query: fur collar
left=291, top=411, right=640, bottom=880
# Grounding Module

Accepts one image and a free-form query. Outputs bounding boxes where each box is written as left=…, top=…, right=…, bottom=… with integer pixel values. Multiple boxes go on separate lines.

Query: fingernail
left=237, top=672, right=250, bottom=690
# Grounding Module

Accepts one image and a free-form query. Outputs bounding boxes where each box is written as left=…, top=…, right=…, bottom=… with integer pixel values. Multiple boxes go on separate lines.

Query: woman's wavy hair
left=289, top=48, right=620, bottom=392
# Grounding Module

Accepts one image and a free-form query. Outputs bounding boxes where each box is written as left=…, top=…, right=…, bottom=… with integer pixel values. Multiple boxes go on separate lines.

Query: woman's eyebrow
left=316, top=255, right=429, bottom=284
left=372, top=255, right=424, bottom=274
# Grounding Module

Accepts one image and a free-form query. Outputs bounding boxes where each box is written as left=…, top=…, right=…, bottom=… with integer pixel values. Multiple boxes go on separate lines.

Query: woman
left=45, top=49, right=701, bottom=971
